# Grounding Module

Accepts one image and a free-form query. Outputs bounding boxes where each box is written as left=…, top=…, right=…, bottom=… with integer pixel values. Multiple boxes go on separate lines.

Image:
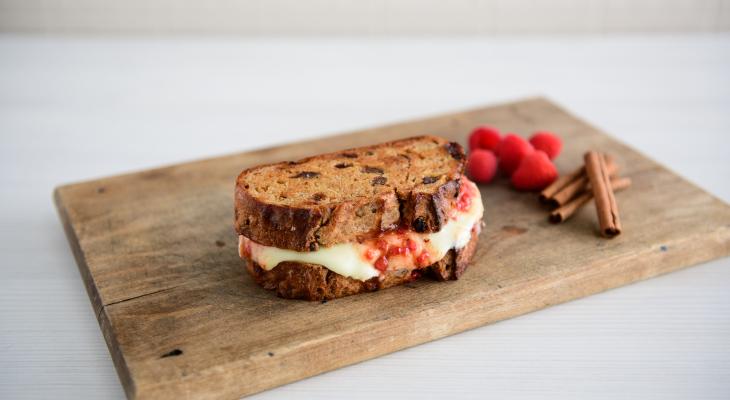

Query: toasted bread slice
left=244, top=229, right=479, bottom=301
left=234, top=136, right=466, bottom=251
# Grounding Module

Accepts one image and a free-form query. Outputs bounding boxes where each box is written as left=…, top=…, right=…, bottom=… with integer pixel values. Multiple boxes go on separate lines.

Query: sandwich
left=234, top=136, right=484, bottom=300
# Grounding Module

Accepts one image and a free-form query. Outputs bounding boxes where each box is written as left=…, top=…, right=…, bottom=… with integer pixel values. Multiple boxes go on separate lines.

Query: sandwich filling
left=239, top=178, right=483, bottom=281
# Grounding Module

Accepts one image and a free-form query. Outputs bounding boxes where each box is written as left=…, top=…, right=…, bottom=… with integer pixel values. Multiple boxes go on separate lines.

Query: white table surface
left=1, top=34, right=729, bottom=400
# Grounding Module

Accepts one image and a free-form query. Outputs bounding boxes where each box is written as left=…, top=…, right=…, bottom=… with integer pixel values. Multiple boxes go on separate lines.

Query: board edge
left=53, top=186, right=138, bottom=400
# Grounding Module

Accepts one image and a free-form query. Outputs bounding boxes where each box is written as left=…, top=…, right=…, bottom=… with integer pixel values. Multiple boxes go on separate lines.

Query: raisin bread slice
left=244, top=228, right=480, bottom=301
left=234, top=136, right=466, bottom=251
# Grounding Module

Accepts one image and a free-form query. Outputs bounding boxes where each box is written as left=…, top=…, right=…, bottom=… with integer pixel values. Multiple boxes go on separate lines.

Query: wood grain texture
left=54, top=98, right=730, bottom=400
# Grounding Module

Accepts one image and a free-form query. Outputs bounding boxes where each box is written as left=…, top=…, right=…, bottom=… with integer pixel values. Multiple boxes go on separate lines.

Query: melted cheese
left=240, top=181, right=484, bottom=281
left=253, top=241, right=378, bottom=281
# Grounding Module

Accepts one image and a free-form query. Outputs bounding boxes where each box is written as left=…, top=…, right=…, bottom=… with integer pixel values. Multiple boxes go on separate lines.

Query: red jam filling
left=364, top=248, right=378, bottom=261
left=359, top=178, right=477, bottom=275
left=374, top=256, right=389, bottom=272
left=455, top=177, right=477, bottom=214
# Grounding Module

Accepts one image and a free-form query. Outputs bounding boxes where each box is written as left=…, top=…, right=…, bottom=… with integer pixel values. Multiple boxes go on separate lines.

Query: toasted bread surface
left=235, top=136, right=466, bottom=251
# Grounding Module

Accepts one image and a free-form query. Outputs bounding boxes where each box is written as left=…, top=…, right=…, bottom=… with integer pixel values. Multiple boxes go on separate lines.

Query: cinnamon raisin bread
left=235, top=135, right=484, bottom=300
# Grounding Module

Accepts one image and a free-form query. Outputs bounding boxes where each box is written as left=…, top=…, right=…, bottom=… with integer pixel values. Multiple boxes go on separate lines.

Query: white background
left=1, top=34, right=729, bottom=399
left=2, top=0, right=730, bottom=34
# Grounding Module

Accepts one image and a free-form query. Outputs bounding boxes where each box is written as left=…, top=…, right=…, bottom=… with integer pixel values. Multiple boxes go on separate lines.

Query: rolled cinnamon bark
left=539, top=167, right=584, bottom=203
left=549, top=177, right=631, bottom=223
left=549, top=156, right=617, bottom=208
left=584, top=151, right=622, bottom=237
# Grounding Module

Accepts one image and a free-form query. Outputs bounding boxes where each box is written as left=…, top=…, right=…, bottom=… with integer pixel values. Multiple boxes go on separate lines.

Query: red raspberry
left=510, top=150, right=558, bottom=191
left=364, top=248, right=378, bottom=261
left=529, top=131, right=562, bottom=160
left=417, top=252, right=431, bottom=267
left=456, top=192, right=472, bottom=211
left=406, top=239, right=418, bottom=252
left=374, top=256, right=389, bottom=271
left=468, top=125, right=501, bottom=152
left=466, top=149, right=497, bottom=184
left=387, top=246, right=407, bottom=257
left=498, top=134, right=534, bottom=175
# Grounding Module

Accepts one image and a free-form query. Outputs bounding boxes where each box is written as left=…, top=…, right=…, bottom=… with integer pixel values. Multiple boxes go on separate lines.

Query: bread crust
left=244, top=228, right=480, bottom=301
left=234, top=136, right=466, bottom=252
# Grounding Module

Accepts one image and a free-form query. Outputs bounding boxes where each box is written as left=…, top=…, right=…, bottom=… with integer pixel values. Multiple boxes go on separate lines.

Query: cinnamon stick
left=549, top=156, right=617, bottom=207
left=539, top=166, right=584, bottom=203
left=549, top=177, right=631, bottom=223
left=584, top=151, right=622, bottom=237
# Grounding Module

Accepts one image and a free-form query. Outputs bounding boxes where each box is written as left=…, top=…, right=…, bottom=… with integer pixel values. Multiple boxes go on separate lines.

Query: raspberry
left=529, top=131, right=562, bottom=160
left=510, top=150, right=558, bottom=191
left=498, top=134, right=534, bottom=175
left=364, top=248, right=378, bottom=261
left=387, top=246, right=407, bottom=257
left=468, top=125, right=501, bottom=152
left=406, top=238, right=418, bottom=252
left=374, top=256, right=389, bottom=271
left=466, top=149, right=497, bottom=184
left=417, top=252, right=431, bottom=267
left=456, top=192, right=472, bottom=211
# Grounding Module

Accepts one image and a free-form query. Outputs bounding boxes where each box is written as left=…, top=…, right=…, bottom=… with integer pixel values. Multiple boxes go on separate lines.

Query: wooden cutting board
left=55, top=98, right=730, bottom=400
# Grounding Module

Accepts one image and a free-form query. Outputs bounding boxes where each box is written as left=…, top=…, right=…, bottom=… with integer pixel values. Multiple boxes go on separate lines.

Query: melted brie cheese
left=240, top=180, right=484, bottom=281
left=248, top=240, right=380, bottom=281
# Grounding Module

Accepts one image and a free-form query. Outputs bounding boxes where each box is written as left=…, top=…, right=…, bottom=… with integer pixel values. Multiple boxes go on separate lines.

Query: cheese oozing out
left=239, top=179, right=484, bottom=282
